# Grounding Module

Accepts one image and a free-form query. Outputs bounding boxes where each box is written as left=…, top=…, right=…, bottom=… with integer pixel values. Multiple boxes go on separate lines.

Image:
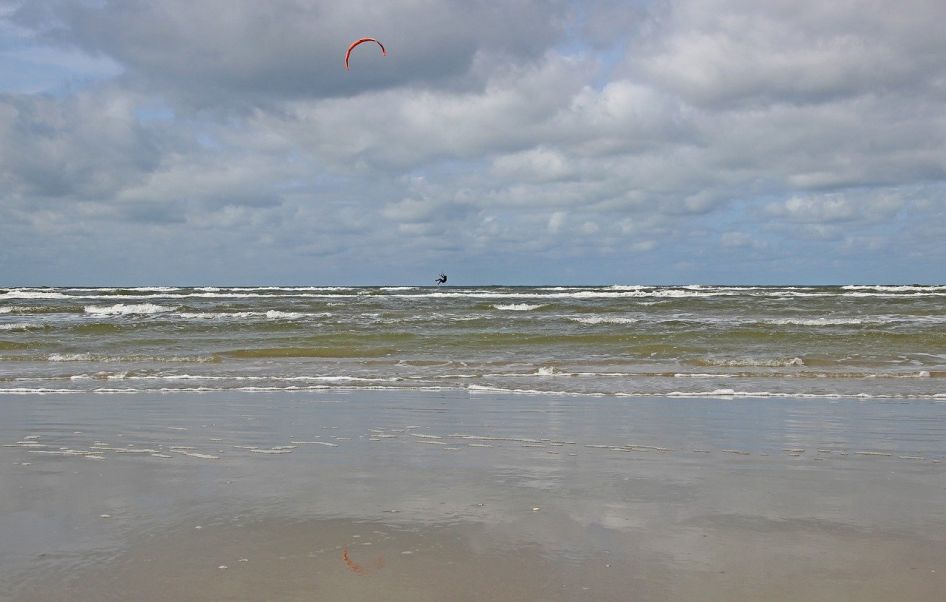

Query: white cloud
left=627, top=0, right=946, bottom=107
left=546, top=210, right=566, bottom=234
left=492, top=147, right=572, bottom=182
left=766, top=193, right=904, bottom=224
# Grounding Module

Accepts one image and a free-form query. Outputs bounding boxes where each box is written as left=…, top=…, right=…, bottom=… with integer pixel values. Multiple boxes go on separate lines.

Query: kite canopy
left=345, top=37, right=387, bottom=70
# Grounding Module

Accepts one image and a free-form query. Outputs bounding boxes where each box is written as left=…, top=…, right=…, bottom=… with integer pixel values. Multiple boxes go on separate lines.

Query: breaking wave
left=494, top=304, right=545, bottom=311
left=85, top=303, right=175, bottom=316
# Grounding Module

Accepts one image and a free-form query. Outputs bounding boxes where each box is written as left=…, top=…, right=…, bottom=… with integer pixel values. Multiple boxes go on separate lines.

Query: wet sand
left=1, top=390, right=945, bottom=601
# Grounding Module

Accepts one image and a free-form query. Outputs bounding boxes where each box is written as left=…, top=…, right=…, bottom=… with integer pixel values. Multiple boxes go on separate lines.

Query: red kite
left=345, top=37, right=387, bottom=70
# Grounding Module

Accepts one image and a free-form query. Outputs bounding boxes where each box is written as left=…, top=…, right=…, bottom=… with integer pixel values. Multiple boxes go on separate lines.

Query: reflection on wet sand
left=1, top=390, right=945, bottom=601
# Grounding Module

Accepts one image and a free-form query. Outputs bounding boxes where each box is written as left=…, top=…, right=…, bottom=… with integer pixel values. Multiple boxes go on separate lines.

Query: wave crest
left=84, top=303, right=175, bottom=316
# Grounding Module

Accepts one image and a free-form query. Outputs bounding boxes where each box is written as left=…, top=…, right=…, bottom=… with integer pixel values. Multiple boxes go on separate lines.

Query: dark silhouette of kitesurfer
left=435, top=273, right=447, bottom=285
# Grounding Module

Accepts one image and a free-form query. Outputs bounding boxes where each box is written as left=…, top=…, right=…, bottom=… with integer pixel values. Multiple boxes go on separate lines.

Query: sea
left=1, top=284, right=945, bottom=400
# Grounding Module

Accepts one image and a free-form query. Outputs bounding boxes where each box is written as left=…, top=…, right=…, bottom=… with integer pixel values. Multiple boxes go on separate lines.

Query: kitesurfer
left=435, top=273, right=447, bottom=285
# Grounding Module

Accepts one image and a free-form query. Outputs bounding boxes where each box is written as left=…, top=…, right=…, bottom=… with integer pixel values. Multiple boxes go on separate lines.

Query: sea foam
left=84, top=303, right=174, bottom=315
left=0, top=323, right=44, bottom=331
left=494, top=304, right=545, bottom=311
left=568, top=315, right=639, bottom=325
left=1, top=290, right=69, bottom=299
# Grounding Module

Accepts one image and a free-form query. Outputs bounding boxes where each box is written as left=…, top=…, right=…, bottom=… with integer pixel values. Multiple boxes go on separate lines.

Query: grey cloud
left=13, top=0, right=567, bottom=105
left=118, top=201, right=187, bottom=224
left=0, top=88, right=163, bottom=200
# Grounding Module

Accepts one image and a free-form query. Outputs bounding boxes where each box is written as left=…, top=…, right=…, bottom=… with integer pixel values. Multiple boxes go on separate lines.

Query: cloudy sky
left=1, top=0, right=944, bottom=285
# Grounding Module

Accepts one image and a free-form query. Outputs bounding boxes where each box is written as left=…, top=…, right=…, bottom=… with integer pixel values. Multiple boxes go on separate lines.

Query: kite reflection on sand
left=342, top=545, right=384, bottom=576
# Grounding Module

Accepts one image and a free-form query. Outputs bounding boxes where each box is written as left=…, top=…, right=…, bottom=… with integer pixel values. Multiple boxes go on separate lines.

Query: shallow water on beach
left=2, top=284, right=946, bottom=399
left=1, top=390, right=945, bottom=601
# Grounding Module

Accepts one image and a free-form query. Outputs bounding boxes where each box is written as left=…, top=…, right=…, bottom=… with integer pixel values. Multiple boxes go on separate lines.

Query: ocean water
left=1, top=284, right=945, bottom=399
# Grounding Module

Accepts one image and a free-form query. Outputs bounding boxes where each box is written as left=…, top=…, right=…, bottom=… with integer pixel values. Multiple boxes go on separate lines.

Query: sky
left=1, top=0, right=945, bottom=286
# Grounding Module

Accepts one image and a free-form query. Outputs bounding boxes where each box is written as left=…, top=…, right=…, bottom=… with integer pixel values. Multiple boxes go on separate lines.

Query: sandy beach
left=1, top=389, right=944, bottom=601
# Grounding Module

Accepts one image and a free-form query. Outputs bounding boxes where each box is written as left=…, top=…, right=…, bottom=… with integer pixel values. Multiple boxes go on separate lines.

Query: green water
left=1, top=285, right=945, bottom=398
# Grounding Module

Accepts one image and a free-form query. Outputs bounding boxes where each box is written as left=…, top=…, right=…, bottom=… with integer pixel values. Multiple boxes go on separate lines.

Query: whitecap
left=1, top=290, right=69, bottom=300
left=467, top=384, right=600, bottom=396
left=673, top=373, right=738, bottom=378
left=48, top=353, right=94, bottom=362
left=264, top=310, right=309, bottom=319
left=765, top=317, right=870, bottom=326
left=0, top=322, right=43, bottom=331
left=568, top=315, right=639, bottom=325
left=0, top=387, right=83, bottom=394
left=842, top=284, right=946, bottom=292
left=493, top=304, right=545, bottom=311
left=84, top=303, right=174, bottom=315
left=700, top=357, right=805, bottom=368
left=174, top=310, right=329, bottom=320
